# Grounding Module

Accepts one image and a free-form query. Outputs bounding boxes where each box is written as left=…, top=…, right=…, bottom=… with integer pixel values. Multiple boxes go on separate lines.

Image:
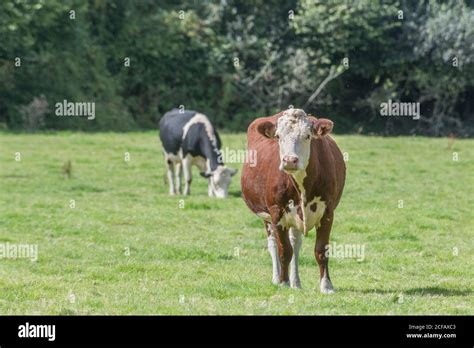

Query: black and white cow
left=159, top=109, right=237, bottom=198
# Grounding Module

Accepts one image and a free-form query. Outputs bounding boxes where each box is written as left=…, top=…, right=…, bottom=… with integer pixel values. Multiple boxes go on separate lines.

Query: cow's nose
left=283, top=156, right=299, bottom=169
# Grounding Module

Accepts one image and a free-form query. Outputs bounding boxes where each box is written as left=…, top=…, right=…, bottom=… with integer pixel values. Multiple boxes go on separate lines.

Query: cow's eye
left=275, top=134, right=279, bottom=139
left=306, top=135, right=311, bottom=140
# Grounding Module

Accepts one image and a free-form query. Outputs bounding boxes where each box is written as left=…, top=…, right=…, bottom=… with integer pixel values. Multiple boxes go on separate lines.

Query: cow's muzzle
left=282, top=155, right=299, bottom=171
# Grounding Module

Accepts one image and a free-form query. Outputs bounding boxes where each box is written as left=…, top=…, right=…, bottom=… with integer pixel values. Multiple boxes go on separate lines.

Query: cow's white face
left=257, top=108, right=334, bottom=174
left=206, top=166, right=238, bottom=198
left=275, top=109, right=313, bottom=172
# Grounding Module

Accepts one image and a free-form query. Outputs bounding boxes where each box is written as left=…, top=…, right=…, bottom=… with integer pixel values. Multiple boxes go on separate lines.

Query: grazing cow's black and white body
left=159, top=109, right=237, bottom=198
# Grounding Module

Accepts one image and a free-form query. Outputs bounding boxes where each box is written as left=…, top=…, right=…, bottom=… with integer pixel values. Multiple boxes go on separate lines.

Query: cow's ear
left=228, top=168, right=238, bottom=177
left=311, top=118, right=333, bottom=137
left=257, top=121, right=276, bottom=138
left=200, top=171, right=212, bottom=178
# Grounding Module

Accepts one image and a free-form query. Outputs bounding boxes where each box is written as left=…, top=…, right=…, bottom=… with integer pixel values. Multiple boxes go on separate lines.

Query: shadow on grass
left=342, top=286, right=472, bottom=297
left=228, top=190, right=242, bottom=198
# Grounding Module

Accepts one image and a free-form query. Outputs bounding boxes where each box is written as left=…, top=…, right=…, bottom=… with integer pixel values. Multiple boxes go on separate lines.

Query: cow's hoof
left=279, top=281, right=290, bottom=287
left=272, top=277, right=280, bottom=285
left=320, top=278, right=335, bottom=294
left=290, top=281, right=301, bottom=289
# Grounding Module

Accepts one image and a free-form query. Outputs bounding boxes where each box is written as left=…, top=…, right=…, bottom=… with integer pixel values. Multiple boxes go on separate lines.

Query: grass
left=0, top=131, right=473, bottom=315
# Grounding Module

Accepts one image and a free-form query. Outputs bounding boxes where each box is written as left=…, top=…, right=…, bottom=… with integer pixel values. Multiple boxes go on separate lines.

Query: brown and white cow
left=241, top=108, right=345, bottom=293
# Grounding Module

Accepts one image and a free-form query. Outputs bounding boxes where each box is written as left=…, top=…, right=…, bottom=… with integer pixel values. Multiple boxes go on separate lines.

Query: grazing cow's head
left=201, top=166, right=238, bottom=198
left=257, top=108, right=333, bottom=173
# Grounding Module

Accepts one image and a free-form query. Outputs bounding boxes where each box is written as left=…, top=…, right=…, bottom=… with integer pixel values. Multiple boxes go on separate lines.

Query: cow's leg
left=166, top=159, right=176, bottom=195
left=182, top=156, right=192, bottom=195
left=274, top=224, right=292, bottom=286
left=289, top=227, right=303, bottom=289
left=174, top=162, right=182, bottom=194
left=315, top=210, right=334, bottom=294
left=265, top=222, right=280, bottom=285
left=207, top=179, right=214, bottom=197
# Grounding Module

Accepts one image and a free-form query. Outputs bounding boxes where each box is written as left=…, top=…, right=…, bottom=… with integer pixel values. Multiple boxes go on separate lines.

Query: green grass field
left=0, top=131, right=473, bottom=315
